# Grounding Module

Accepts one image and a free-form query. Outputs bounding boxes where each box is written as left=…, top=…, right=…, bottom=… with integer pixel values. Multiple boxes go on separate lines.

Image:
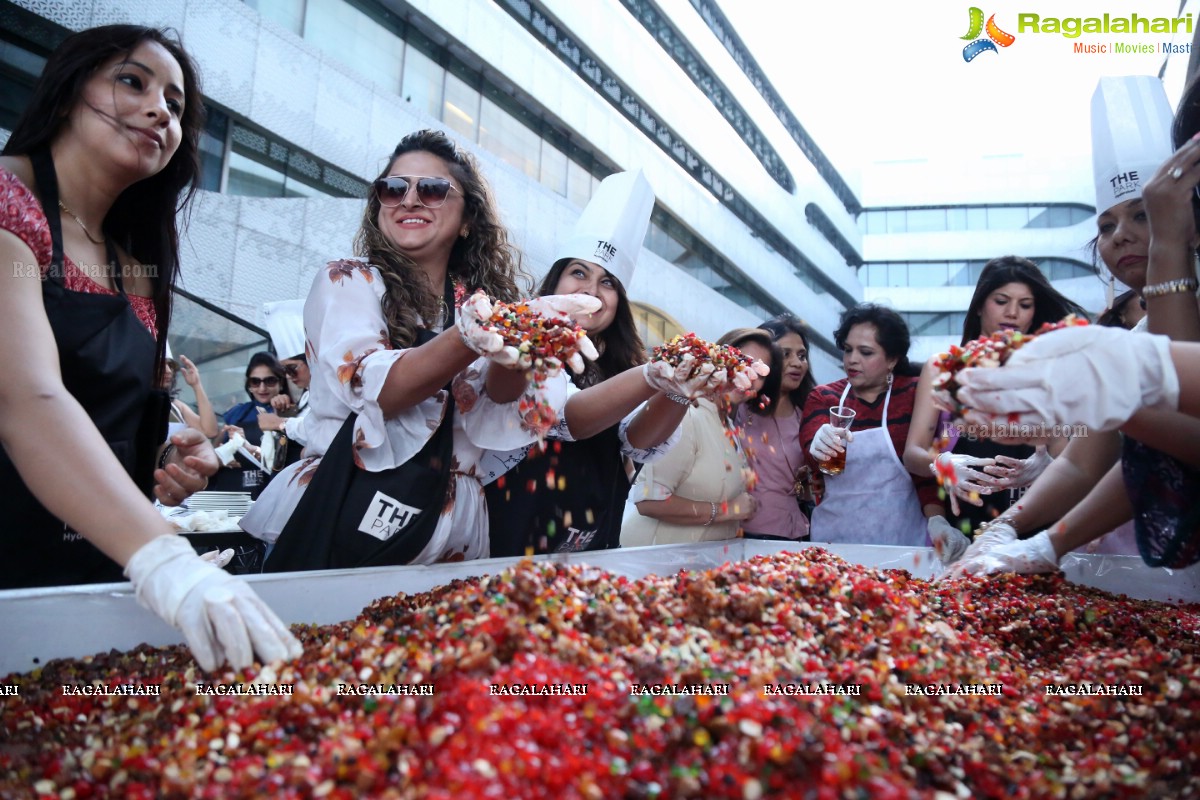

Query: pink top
left=0, top=167, right=158, bottom=338
left=739, top=407, right=810, bottom=540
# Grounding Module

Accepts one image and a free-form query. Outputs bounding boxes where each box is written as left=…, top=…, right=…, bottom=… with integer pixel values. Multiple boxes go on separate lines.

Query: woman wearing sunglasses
left=0, top=26, right=300, bottom=670
left=208, top=352, right=288, bottom=497
left=243, top=129, right=593, bottom=569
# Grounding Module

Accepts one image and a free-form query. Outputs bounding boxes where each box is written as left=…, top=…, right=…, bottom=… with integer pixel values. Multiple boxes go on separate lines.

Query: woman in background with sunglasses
left=220, top=352, right=288, bottom=450
left=243, top=129, right=593, bottom=568
left=208, top=352, right=288, bottom=497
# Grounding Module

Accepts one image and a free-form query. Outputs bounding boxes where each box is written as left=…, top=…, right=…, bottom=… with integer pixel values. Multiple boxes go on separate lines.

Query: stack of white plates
left=184, top=491, right=253, bottom=516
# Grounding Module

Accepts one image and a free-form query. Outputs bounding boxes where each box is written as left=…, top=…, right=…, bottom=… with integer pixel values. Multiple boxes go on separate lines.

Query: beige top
left=621, top=398, right=749, bottom=546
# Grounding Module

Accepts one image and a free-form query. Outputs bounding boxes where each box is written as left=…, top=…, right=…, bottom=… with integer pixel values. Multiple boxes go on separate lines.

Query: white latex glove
left=931, top=452, right=999, bottom=517
left=726, top=358, right=772, bottom=393
left=928, top=515, right=970, bottom=565
left=956, top=327, right=1179, bottom=437
left=199, top=547, right=236, bottom=569
left=124, top=535, right=303, bottom=671
left=214, top=433, right=245, bottom=468
left=457, top=291, right=506, bottom=357
left=940, top=521, right=1017, bottom=581
left=954, top=530, right=1060, bottom=577
left=523, top=294, right=602, bottom=373
left=642, top=354, right=719, bottom=400
left=809, top=423, right=852, bottom=462
left=983, top=446, right=1052, bottom=489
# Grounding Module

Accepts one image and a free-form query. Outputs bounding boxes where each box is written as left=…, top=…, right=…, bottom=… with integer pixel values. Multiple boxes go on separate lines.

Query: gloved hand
left=931, top=452, right=999, bottom=517
left=809, top=423, right=852, bottom=462
left=928, top=515, right=970, bottom=565
left=726, top=358, right=772, bottom=393
left=457, top=291, right=507, bottom=358
left=952, top=530, right=1060, bottom=578
left=199, top=547, right=236, bottom=569
left=956, top=326, right=1179, bottom=436
left=125, top=535, right=304, bottom=671
left=941, top=521, right=1017, bottom=581
left=522, top=294, right=601, bottom=374
left=643, top=354, right=719, bottom=400
left=214, top=433, right=246, bottom=467
left=983, top=446, right=1052, bottom=489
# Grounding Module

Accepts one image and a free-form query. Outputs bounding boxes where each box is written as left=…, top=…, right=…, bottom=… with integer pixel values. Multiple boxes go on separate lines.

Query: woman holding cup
left=800, top=304, right=938, bottom=546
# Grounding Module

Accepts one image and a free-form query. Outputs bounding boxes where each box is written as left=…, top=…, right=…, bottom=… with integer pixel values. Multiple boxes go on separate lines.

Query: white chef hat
left=1091, top=76, right=1174, bottom=215
left=263, top=300, right=306, bottom=360
left=553, top=169, right=655, bottom=289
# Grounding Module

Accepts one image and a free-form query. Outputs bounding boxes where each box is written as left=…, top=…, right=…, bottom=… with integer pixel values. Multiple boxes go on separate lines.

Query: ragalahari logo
left=961, top=7, right=1016, bottom=61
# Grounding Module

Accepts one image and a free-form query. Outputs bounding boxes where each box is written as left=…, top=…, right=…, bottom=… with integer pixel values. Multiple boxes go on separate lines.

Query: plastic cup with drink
left=818, top=405, right=856, bottom=476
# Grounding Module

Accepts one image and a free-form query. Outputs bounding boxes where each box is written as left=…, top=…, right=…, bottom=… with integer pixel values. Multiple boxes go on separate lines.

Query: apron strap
left=838, top=378, right=895, bottom=429
left=29, top=148, right=121, bottom=293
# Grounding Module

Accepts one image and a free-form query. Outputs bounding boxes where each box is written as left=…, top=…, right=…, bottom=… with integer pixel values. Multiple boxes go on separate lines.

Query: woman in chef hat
left=485, top=170, right=740, bottom=555
left=947, top=75, right=1200, bottom=577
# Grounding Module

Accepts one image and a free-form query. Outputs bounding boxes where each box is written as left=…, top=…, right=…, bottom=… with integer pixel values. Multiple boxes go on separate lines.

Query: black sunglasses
left=248, top=376, right=280, bottom=388
left=282, top=364, right=301, bottom=377
left=373, top=175, right=461, bottom=209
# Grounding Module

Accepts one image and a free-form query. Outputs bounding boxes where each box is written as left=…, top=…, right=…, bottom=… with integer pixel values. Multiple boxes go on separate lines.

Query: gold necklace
left=58, top=200, right=105, bottom=246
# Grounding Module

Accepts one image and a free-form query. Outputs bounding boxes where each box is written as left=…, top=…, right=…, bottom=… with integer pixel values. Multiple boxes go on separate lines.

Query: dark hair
left=716, top=327, right=780, bottom=417
left=833, top=303, right=919, bottom=378
left=354, top=129, right=528, bottom=348
left=244, top=351, right=288, bottom=399
left=3, top=25, right=204, bottom=373
left=961, top=256, right=1087, bottom=344
left=1097, top=289, right=1144, bottom=329
left=1173, top=75, right=1200, bottom=237
left=537, top=260, right=646, bottom=388
left=758, top=313, right=817, bottom=408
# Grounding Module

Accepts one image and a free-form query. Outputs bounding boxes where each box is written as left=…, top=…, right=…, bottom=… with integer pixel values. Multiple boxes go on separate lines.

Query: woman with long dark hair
left=483, top=171, right=739, bottom=554
left=903, top=256, right=1084, bottom=556
left=738, top=314, right=817, bottom=541
left=0, top=26, right=299, bottom=669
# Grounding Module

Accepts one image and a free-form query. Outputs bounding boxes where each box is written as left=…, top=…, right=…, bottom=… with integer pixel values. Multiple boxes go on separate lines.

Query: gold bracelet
left=1142, top=277, right=1199, bottom=298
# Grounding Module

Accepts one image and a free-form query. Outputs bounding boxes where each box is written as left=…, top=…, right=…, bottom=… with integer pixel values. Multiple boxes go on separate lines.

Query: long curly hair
left=3, top=25, right=205, bottom=374
left=353, top=130, right=528, bottom=348
left=537, top=260, right=647, bottom=388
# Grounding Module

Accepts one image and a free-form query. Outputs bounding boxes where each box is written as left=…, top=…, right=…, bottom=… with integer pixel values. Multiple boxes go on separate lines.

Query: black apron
left=209, top=402, right=273, bottom=499
left=946, top=431, right=1034, bottom=537
left=0, top=149, right=167, bottom=589
left=263, top=281, right=457, bottom=572
left=486, top=424, right=630, bottom=556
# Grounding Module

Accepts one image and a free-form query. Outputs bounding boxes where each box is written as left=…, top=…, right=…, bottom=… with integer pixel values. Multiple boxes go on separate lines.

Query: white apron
left=810, top=382, right=928, bottom=547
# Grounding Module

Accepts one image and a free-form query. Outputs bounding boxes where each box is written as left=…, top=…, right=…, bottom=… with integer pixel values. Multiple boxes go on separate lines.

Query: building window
left=859, top=203, right=1096, bottom=234
left=246, top=0, right=307, bottom=34
left=441, top=71, right=480, bottom=141
left=684, top=0, right=861, bottom=215
left=860, top=257, right=1095, bottom=288
left=617, top=0, right=795, bottom=194
left=631, top=303, right=682, bottom=351
left=303, top=0, right=404, bottom=90
left=224, top=119, right=368, bottom=199
left=480, top=91, right=541, bottom=179
left=900, top=312, right=966, bottom=337
left=400, top=44, right=444, bottom=119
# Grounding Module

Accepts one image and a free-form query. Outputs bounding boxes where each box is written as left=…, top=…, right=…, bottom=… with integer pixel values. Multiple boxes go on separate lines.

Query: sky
left=724, top=0, right=1197, bottom=177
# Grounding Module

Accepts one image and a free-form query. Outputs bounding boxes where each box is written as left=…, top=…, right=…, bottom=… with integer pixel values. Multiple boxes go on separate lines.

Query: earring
left=886, top=372, right=894, bottom=387
left=459, top=227, right=470, bottom=239
left=1106, top=274, right=1115, bottom=309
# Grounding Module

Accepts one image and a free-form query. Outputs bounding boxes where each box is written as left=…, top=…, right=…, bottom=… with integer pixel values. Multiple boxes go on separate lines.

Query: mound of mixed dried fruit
left=2, top=549, right=1197, bottom=798
left=931, top=316, right=1090, bottom=416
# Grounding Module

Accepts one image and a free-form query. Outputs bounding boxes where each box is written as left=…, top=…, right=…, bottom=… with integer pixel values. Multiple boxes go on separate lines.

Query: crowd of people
left=1, top=26, right=1198, bottom=673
